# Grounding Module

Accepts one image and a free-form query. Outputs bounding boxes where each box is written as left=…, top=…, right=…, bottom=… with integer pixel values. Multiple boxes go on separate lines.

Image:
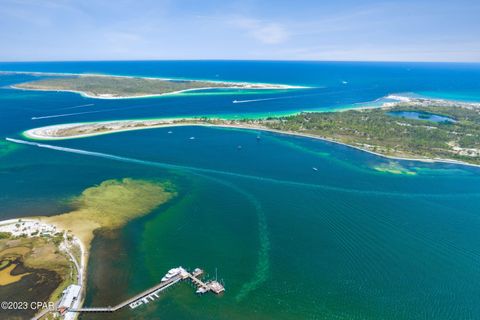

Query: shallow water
left=1, top=61, right=480, bottom=319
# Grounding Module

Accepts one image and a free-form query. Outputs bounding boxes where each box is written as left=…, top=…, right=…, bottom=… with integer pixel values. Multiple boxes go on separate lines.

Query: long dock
left=66, top=266, right=224, bottom=314
left=69, top=275, right=182, bottom=313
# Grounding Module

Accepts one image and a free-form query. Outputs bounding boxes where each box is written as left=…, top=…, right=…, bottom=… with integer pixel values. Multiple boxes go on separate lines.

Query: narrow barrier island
left=22, top=97, right=480, bottom=166
left=12, top=73, right=300, bottom=99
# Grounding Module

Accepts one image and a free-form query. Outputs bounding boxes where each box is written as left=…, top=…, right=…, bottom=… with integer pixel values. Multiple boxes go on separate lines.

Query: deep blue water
left=1, top=61, right=480, bottom=135
left=1, top=61, right=480, bottom=319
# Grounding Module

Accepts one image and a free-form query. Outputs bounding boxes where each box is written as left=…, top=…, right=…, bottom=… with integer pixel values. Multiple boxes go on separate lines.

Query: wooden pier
left=67, top=267, right=224, bottom=314
left=187, top=272, right=225, bottom=295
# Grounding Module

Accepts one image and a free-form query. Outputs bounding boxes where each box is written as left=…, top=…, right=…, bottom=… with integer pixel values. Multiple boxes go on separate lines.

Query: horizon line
left=1, top=58, right=480, bottom=65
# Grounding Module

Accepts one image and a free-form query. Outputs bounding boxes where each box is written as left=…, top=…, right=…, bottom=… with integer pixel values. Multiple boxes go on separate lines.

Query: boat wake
left=31, top=109, right=108, bottom=120
left=233, top=97, right=285, bottom=104
left=55, top=103, right=95, bottom=110
left=232, top=86, right=383, bottom=105
left=234, top=190, right=269, bottom=301
left=5, top=138, right=478, bottom=199
left=6, top=136, right=272, bottom=301
left=200, top=176, right=270, bottom=301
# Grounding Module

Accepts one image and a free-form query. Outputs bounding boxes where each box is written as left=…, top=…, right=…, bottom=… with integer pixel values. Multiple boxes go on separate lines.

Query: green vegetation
left=44, top=178, right=176, bottom=246
left=248, top=104, right=480, bottom=165
left=28, top=102, right=480, bottom=165
left=0, top=236, right=73, bottom=306
left=47, top=260, right=77, bottom=303
left=0, top=259, right=10, bottom=269
left=0, top=237, right=69, bottom=286
left=22, top=97, right=480, bottom=165
left=0, top=178, right=175, bottom=305
left=16, top=75, right=245, bottom=98
left=0, top=232, right=11, bottom=239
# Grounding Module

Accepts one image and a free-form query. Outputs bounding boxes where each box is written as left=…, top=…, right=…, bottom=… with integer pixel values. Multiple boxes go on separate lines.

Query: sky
left=1, top=0, right=479, bottom=62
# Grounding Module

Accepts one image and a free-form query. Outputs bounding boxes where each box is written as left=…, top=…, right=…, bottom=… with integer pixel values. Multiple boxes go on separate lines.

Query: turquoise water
left=387, top=111, right=456, bottom=123
left=1, top=61, right=480, bottom=127
left=415, top=90, right=480, bottom=102
left=1, top=61, right=480, bottom=319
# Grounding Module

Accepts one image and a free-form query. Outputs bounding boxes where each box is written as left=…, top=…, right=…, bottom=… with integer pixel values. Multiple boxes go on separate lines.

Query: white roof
left=58, top=285, right=81, bottom=309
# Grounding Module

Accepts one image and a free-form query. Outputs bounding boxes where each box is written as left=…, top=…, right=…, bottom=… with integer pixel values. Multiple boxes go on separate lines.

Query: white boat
left=161, top=268, right=180, bottom=281
left=167, top=268, right=179, bottom=275
left=196, top=287, right=208, bottom=294
left=189, top=136, right=195, bottom=140
left=161, top=274, right=173, bottom=282
left=312, top=167, right=318, bottom=171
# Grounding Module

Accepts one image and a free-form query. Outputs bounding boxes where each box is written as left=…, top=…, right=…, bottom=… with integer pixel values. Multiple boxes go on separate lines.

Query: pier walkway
left=67, top=266, right=224, bottom=314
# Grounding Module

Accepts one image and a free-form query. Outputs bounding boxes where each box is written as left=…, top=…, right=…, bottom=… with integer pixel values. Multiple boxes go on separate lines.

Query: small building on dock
left=58, top=284, right=81, bottom=314
left=207, top=281, right=225, bottom=294
left=68, top=266, right=225, bottom=315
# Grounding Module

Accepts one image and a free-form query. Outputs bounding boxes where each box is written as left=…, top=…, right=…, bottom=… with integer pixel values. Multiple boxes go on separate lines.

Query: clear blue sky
left=1, top=0, right=479, bottom=62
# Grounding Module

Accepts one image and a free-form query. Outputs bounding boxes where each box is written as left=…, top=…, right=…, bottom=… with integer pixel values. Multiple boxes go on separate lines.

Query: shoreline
left=19, top=119, right=480, bottom=169
left=0, top=217, right=87, bottom=318
left=0, top=178, right=172, bottom=319
left=3, top=70, right=307, bottom=100
left=10, top=84, right=298, bottom=100
left=0, top=70, right=307, bottom=88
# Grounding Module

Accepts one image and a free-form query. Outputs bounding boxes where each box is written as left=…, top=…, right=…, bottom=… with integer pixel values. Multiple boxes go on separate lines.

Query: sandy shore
left=0, top=217, right=87, bottom=315
left=11, top=84, right=296, bottom=100
left=5, top=70, right=306, bottom=99
left=20, top=119, right=480, bottom=168
left=1, top=70, right=306, bottom=88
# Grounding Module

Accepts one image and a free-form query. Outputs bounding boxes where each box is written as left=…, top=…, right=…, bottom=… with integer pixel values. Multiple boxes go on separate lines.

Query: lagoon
left=2, top=61, right=480, bottom=319
left=388, top=110, right=456, bottom=123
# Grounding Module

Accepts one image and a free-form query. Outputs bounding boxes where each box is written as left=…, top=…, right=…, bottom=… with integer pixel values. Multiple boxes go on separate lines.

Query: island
left=12, top=73, right=300, bottom=99
left=0, top=178, right=176, bottom=319
left=21, top=97, right=480, bottom=166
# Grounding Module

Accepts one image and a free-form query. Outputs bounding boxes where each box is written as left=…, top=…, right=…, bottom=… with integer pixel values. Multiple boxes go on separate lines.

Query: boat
left=207, top=280, right=225, bottom=294
left=161, top=273, right=175, bottom=282
left=196, top=287, right=208, bottom=294
left=168, top=131, right=172, bottom=134
left=167, top=268, right=179, bottom=275
left=189, top=136, right=195, bottom=140
left=161, top=268, right=180, bottom=281
left=312, top=167, right=318, bottom=171
left=192, top=268, right=203, bottom=276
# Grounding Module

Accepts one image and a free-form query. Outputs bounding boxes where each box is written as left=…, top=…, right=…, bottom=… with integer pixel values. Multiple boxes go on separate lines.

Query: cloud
left=230, top=16, right=289, bottom=44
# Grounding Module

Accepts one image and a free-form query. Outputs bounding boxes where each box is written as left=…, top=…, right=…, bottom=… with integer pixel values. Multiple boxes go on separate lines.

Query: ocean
left=1, top=61, right=480, bottom=319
